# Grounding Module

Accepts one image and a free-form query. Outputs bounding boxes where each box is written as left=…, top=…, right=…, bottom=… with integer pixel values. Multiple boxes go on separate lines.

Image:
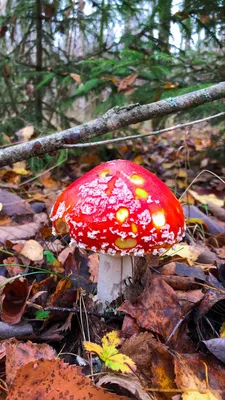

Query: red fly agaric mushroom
left=51, top=159, right=185, bottom=307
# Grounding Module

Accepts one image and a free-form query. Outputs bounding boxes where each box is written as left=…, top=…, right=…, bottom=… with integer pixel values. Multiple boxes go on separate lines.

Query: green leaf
left=44, top=250, right=56, bottom=265
left=35, top=310, right=50, bottom=320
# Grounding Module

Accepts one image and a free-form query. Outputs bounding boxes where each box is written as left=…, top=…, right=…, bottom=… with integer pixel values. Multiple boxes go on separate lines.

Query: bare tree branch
left=62, top=111, right=225, bottom=148
left=0, top=82, right=225, bottom=167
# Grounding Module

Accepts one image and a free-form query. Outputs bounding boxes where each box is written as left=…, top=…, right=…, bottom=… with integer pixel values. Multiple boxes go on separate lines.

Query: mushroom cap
left=51, top=160, right=185, bottom=256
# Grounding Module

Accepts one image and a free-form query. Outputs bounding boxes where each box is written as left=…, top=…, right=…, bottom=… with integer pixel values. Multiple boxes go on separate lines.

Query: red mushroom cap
left=51, top=160, right=185, bottom=256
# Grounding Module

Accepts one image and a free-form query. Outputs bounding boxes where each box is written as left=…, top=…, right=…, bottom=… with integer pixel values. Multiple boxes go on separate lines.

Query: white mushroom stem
left=96, top=254, right=133, bottom=309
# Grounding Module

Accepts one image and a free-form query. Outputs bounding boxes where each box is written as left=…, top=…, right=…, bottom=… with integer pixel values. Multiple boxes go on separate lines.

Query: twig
left=0, top=82, right=225, bottom=166
left=62, top=111, right=225, bottom=148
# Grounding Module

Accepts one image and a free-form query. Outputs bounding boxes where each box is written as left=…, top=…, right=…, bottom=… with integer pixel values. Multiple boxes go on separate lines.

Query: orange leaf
left=7, top=359, right=128, bottom=399
left=70, top=73, right=82, bottom=84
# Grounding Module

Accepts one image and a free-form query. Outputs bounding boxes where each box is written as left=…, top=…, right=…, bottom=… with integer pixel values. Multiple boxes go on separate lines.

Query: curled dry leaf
left=1, top=278, right=31, bottom=325
left=202, top=338, right=225, bottom=363
left=20, top=239, right=43, bottom=261
left=7, top=359, right=129, bottom=400
left=97, top=375, right=152, bottom=400
left=5, top=339, right=56, bottom=385
left=0, top=321, right=33, bottom=340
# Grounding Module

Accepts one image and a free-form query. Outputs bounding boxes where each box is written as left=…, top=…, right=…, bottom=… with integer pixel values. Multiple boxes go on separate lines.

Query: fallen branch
left=62, top=111, right=225, bottom=148
left=0, top=82, right=225, bottom=167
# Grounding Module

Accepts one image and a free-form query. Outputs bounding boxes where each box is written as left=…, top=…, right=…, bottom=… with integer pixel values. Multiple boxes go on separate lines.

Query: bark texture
left=0, top=82, right=225, bottom=167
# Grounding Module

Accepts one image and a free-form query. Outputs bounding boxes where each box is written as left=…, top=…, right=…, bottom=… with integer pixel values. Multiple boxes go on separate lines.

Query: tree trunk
left=35, top=0, right=43, bottom=124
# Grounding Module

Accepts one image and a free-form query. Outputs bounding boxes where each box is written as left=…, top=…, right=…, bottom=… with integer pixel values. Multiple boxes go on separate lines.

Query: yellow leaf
left=182, top=391, right=218, bottom=400
left=189, top=190, right=224, bottom=207
left=165, top=243, right=201, bottom=266
left=83, top=341, right=104, bottom=358
left=100, top=345, right=118, bottom=362
left=105, top=353, right=136, bottom=373
left=84, top=331, right=136, bottom=374
left=186, top=218, right=206, bottom=226
left=220, top=322, right=225, bottom=338
left=12, top=161, right=29, bottom=176
left=102, top=331, right=121, bottom=348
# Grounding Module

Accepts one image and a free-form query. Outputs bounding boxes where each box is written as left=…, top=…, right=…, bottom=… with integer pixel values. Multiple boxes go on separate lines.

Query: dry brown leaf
left=0, top=189, right=33, bottom=216
left=174, top=353, right=225, bottom=400
left=0, top=222, right=41, bottom=242
left=5, top=339, right=56, bottom=385
left=3, top=256, right=24, bottom=277
left=39, top=171, right=59, bottom=189
left=1, top=278, right=31, bottom=325
left=49, top=278, right=74, bottom=306
left=70, top=72, right=82, bottom=83
left=119, top=276, right=183, bottom=340
left=118, top=74, right=138, bottom=92
left=7, top=358, right=128, bottom=400
left=121, top=332, right=176, bottom=389
left=98, top=375, right=151, bottom=400
left=20, top=239, right=43, bottom=261
left=207, top=201, right=225, bottom=222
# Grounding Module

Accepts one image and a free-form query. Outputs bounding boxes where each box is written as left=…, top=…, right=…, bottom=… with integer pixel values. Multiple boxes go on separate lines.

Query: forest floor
left=0, top=120, right=224, bottom=399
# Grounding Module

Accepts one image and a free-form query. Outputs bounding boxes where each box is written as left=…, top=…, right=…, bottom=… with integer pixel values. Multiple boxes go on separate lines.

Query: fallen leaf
left=207, top=201, right=225, bottom=222
left=0, top=221, right=42, bottom=242
left=3, top=256, right=24, bottom=277
left=1, top=278, right=31, bottom=325
left=49, top=278, right=74, bottom=307
left=188, top=190, right=224, bottom=207
left=5, top=339, right=56, bottom=385
left=121, top=333, right=176, bottom=387
left=12, top=161, right=29, bottom=176
left=0, top=189, right=33, bottom=216
left=0, top=321, right=33, bottom=340
left=97, top=375, right=151, bottom=400
left=39, top=171, right=59, bottom=189
left=165, top=243, right=201, bottom=266
left=15, top=126, right=34, bottom=142
left=174, top=353, right=225, bottom=400
left=119, top=276, right=183, bottom=340
left=202, top=338, right=225, bottom=363
left=20, top=239, right=43, bottom=261
left=182, top=391, right=218, bottom=400
left=183, top=205, right=225, bottom=235
left=84, top=330, right=136, bottom=374
left=7, top=359, right=128, bottom=399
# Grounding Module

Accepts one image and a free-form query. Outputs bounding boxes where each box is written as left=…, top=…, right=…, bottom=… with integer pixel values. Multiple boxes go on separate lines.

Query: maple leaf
left=84, top=331, right=136, bottom=374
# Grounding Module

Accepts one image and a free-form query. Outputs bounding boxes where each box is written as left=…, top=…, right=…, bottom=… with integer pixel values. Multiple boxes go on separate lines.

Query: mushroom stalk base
left=96, top=254, right=133, bottom=309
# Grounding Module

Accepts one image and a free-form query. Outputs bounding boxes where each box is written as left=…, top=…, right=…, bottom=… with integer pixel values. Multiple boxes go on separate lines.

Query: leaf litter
left=0, top=121, right=224, bottom=399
